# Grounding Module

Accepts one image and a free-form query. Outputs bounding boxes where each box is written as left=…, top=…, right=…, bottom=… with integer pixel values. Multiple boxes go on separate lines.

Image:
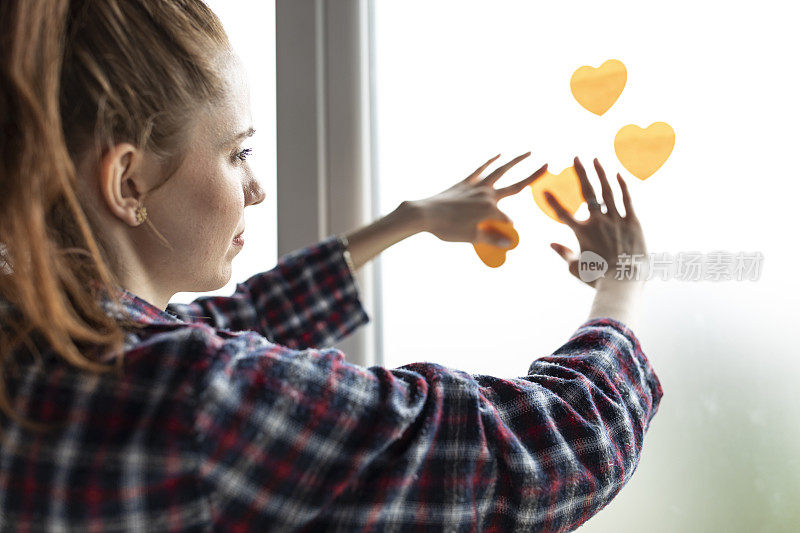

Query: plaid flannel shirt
left=0, top=234, right=662, bottom=532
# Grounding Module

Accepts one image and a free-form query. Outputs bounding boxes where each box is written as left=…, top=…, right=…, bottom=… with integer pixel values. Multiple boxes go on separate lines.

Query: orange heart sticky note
left=570, top=59, right=627, bottom=116
left=614, top=122, right=675, bottom=179
left=531, top=167, right=585, bottom=223
left=473, top=219, right=519, bottom=268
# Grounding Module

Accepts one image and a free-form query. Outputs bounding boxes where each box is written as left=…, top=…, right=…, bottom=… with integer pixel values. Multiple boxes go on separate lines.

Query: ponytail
left=0, top=0, right=229, bottom=435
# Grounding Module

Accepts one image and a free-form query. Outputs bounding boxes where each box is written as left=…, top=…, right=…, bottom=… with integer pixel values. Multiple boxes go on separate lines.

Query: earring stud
left=135, top=204, right=148, bottom=224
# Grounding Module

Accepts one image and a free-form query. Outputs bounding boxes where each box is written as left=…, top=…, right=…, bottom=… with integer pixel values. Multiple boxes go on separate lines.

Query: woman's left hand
left=411, top=152, right=548, bottom=247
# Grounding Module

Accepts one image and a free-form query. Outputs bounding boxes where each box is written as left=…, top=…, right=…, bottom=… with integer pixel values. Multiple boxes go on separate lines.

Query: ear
left=97, top=143, right=146, bottom=227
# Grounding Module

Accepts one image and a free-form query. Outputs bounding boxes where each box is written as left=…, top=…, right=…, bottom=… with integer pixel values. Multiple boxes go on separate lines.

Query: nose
left=244, top=175, right=266, bottom=206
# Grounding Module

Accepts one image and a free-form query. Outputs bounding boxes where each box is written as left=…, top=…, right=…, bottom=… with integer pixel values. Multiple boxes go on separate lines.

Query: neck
left=112, top=249, right=172, bottom=311
left=120, top=277, right=171, bottom=311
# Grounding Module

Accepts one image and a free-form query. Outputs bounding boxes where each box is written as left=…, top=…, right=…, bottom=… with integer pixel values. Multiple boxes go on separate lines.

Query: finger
left=617, top=173, right=636, bottom=218
left=550, top=242, right=595, bottom=286
left=550, top=242, right=578, bottom=263
left=593, top=158, right=619, bottom=217
left=480, top=151, right=531, bottom=186
left=466, top=153, right=501, bottom=182
left=544, top=191, right=579, bottom=229
left=551, top=243, right=593, bottom=285
left=476, top=227, right=513, bottom=247
left=574, top=156, right=597, bottom=205
left=494, top=163, right=548, bottom=198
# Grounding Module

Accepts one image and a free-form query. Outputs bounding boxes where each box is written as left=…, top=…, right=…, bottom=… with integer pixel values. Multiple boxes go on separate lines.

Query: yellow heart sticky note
left=531, top=167, right=585, bottom=223
left=570, top=59, right=627, bottom=116
left=473, top=219, right=519, bottom=268
left=614, top=122, right=675, bottom=179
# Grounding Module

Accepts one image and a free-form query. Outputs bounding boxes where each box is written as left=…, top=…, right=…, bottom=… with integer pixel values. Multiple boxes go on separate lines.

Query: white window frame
left=275, top=0, right=382, bottom=367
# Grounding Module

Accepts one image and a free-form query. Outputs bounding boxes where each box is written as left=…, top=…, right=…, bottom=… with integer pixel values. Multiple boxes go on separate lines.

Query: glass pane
left=171, top=0, right=277, bottom=304
left=372, top=0, right=799, bottom=530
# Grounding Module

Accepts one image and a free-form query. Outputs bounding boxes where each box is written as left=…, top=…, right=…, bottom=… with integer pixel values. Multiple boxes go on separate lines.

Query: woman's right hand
left=545, top=156, right=646, bottom=288
left=545, top=156, right=647, bottom=328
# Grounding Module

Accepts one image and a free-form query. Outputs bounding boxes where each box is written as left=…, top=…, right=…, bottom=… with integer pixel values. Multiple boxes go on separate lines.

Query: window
left=171, top=0, right=277, bottom=304
left=371, top=0, right=799, bottom=530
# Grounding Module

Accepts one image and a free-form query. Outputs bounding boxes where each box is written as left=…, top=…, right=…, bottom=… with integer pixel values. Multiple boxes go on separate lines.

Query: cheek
left=182, top=175, right=243, bottom=250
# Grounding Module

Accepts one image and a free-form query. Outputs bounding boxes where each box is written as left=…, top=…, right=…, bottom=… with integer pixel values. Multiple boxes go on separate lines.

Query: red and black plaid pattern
left=0, top=235, right=662, bottom=531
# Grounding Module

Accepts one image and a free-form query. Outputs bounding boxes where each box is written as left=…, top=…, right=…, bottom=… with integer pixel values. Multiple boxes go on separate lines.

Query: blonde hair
left=0, top=0, right=229, bottom=435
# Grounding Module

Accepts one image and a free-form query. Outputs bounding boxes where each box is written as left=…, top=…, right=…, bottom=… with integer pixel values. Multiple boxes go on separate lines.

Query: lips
left=233, top=228, right=245, bottom=246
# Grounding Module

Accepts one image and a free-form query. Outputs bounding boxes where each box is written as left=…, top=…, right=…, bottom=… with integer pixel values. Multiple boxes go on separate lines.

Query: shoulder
left=135, top=322, right=314, bottom=392
left=117, top=321, right=272, bottom=385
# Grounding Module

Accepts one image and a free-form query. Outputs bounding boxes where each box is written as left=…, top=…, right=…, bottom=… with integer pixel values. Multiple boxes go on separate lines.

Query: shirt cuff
left=321, top=234, right=370, bottom=344
left=337, top=234, right=358, bottom=279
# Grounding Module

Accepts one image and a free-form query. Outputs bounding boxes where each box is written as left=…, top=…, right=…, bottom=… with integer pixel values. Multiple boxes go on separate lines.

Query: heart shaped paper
left=570, top=59, right=627, bottom=116
left=531, top=167, right=585, bottom=223
left=614, top=122, right=675, bottom=179
left=473, top=219, right=519, bottom=268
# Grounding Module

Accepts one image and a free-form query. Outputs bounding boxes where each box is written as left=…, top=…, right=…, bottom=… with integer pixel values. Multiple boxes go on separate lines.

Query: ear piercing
left=135, top=201, right=173, bottom=251
left=135, top=203, right=148, bottom=224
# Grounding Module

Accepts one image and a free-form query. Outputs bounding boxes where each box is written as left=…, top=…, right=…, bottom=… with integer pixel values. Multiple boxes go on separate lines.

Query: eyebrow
left=227, top=127, right=256, bottom=145
left=235, top=127, right=256, bottom=140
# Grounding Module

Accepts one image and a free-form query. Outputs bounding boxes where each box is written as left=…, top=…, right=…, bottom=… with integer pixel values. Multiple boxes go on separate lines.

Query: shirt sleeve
left=166, top=235, right=369, bottom=349
left=190, top=317, right=663, bottom=532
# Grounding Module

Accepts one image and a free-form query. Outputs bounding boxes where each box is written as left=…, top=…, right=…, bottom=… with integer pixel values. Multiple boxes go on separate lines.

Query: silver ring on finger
left=587, top=199, right=603, bottom=211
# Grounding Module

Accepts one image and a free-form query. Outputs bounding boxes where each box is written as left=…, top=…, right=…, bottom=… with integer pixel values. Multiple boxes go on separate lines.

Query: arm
left=167, top=201, right=423, bottom=347
left=190, top=318, right=662, bottom=531
left=589, top=277, right=645, bottom=330
left=166, top=235, right=369, bottom=349
left=340, top=201, right=422, bottom=271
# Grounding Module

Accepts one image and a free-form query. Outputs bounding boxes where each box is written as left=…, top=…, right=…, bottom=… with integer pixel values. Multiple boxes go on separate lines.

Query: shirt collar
left=96, top=283, right=184, bottom=327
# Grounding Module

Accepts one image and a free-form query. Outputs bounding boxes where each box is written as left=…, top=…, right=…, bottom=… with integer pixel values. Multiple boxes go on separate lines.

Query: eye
left=233, top=148, right=253, bottom=163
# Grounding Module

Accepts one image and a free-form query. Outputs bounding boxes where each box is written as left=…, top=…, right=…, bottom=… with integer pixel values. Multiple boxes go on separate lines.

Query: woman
left=0, top=1, right=662, bottom=531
